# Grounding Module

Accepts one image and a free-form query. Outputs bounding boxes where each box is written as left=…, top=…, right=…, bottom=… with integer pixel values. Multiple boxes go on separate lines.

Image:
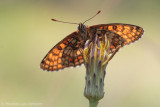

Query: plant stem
left=89, top=100, right=98, bottom=107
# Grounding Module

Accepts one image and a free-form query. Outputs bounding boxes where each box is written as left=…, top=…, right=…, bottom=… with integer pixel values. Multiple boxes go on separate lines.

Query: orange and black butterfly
left=40, top=10, right=144, bottom=71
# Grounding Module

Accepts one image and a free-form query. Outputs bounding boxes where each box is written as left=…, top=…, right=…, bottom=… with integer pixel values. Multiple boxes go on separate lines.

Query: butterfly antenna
left=51, top=19, right=79, bottom=25
left=83, top=10, right=101, bottom=24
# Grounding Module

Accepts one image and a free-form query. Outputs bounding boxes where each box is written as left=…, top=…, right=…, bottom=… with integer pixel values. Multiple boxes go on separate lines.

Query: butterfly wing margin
left=40, top=31, right=84, bottom=71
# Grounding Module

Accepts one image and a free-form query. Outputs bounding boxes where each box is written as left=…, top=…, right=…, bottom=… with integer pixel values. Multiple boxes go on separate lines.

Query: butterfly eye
left=80, top=24, right=86, bottom=29
left=83, top=25, right=86, bottom=29
left=78, top=24, right=86, bottom=32
left=78, top=26, right=81, bottom=31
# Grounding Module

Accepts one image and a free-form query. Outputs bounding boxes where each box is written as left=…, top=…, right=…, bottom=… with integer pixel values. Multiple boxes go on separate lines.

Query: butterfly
left=40, top=11, right=144, bottom=71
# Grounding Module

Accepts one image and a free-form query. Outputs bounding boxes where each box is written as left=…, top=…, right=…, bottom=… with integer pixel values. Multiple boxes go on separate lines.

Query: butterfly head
left=78, top=23, right=86, bottom=33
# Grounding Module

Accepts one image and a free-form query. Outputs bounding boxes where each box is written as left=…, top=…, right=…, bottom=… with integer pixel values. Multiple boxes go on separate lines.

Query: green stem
left=89, top=100, right=98, bottom=107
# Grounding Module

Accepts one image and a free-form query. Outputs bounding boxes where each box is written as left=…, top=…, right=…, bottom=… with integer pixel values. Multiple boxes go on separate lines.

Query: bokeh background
left=0, top=0, right=160, bottom=107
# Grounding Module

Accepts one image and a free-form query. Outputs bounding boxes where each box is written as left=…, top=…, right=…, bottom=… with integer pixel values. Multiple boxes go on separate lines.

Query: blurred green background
left=0, top=0, right=160, bottom=107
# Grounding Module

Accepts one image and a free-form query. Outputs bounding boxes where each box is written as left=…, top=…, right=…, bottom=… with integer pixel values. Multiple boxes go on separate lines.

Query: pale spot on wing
left=116, top=25, right=123, bottom=31
left=108, top=26, right=113, bottom=30
left=50, top=62, right=54, bottom=66
left=60, top=43, right=66, bottom=49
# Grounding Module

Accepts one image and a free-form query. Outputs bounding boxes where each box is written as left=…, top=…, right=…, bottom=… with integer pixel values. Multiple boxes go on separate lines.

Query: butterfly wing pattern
left=40, top=23, right=144, bottom=71
left=89, top=23, right=144, bottom=53
left=40, top=31, right=84, bottom=71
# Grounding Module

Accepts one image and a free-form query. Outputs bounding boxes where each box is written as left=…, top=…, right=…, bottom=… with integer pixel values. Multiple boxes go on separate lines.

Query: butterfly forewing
left=40, top=31, right=84, bottom=71
left=90, top=23, right=144, bottom=47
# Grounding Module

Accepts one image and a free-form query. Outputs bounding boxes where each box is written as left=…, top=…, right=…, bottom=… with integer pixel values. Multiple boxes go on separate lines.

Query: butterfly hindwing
left=40, top=31, right=84, bottom=71
left=62, top=45, right=84, bottom=68
left=61, top=36, right=84, bottom=68
left=95, top=30, right=125, bottom=53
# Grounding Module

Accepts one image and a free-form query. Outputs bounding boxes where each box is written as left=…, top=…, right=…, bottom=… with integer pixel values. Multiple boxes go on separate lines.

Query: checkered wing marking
left=40, top=31, right=84, bottom=71
left=90, top=23, right=144, bottom=52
